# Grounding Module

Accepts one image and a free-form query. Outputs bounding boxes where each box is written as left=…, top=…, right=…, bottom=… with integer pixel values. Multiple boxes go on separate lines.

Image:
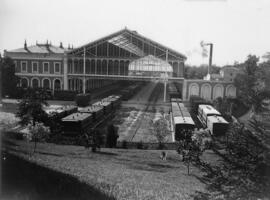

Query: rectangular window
left=43, top=62, right=49, bottom=73
left=21, top=61, right=27, bottom=73
left=54, top=62, right=61, bottom=74
left=14, top=61, right=18, bottom=72
left=32, top=62, right=38, bottom=73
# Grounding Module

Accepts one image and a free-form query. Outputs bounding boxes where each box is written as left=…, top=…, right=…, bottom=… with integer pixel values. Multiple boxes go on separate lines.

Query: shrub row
left=118, top=141, right=178, bottom=150
left=53, top=90, right=78, bottom=101
left=75, top=93, right=91, bottom=107
left=3, top=87, right=79, bottom=101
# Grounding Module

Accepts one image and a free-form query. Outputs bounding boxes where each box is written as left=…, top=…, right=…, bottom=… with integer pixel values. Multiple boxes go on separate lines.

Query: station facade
left=4, top=28, right=236, bottom=100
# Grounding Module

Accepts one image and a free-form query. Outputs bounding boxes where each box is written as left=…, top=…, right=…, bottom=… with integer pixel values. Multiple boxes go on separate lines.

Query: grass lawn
left=2, top=137, right=221, bottom=200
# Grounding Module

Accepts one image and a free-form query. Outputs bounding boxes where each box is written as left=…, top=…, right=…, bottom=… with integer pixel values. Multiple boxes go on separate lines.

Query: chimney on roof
left=60, top=42, right=63, bottom=49
left=24, top=40, right=27, bottom=50
left=72, top=45, right=73, bottom=49
left=68, top=44, right=70, bottom=50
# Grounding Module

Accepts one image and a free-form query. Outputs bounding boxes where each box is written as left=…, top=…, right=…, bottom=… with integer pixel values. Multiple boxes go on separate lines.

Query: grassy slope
left=2, top=139, right=220, bottom=200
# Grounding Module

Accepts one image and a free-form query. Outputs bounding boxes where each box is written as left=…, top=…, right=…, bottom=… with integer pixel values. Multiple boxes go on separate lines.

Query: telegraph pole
left=83, top=47, right=86, bottom=94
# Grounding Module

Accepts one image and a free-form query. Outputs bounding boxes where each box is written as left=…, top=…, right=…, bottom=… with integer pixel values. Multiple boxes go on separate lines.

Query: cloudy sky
left=1, top=0, right=270, bottom=66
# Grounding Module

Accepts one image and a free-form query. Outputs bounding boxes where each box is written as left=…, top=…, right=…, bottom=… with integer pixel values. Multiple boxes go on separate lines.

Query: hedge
left=54, top=90, right=78, bottom=101
left=75, top=93, right=91, bottom=107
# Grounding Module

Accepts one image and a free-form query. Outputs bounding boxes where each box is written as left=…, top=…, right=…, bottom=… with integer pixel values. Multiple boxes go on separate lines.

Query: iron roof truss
left=68, top=29, right=186, bottom=61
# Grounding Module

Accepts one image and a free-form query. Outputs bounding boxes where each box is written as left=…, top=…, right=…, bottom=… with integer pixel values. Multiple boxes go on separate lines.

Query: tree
left=28, top=122, right=50, bottom=154
left=16, top=89, right=49, bottom=126
left=199, top=120, right=270, bottom=199
left=0, top=57, right=19, bottom=97
left=259, top=60, right=270, bottom=92
left=177, top=129, right=212, bottom=175
left=213, top=97, right=236, bottom=121
left=152, top=117, right=170, bottom=149
left=234, top=55, right=270, bottom=114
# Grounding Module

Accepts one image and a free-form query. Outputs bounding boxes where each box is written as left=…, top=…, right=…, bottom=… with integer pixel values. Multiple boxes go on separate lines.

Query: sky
left=1, top=0, right=270, bottom=66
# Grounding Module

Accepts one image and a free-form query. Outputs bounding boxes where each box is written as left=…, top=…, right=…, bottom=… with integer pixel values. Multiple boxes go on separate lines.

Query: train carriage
left=171, top=98, right=182, bottom=103
left=171, top=102, right=195, bottom=141
left=101, top=101, right=112, bottom=114
left=197, top=104, right=229, bottom=135
left=61, top=112, right=93, bottom=135
left=44, top=105, right=78, bottom=119
left=207, top=116, right=229, bottom=136
left=168, top=83, right=181, bottom=99
left=78, top=105, right=103, bottom=122
left=106, top=95, right=122, bottom=109
left=198, top=104, right=221, bottom=127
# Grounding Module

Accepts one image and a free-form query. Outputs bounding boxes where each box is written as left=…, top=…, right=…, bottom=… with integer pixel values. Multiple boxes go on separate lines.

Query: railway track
left=130, top=82, right=163, bottom=141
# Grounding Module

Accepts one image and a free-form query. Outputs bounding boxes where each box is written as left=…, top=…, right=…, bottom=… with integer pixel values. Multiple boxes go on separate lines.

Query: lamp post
left=0, top=53, right=2, bottom=105
left=163, top=49, right=169, bottom=102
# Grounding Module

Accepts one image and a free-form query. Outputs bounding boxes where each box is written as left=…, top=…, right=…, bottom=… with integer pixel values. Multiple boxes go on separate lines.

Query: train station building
left=4, top=28, right=236, bottom=100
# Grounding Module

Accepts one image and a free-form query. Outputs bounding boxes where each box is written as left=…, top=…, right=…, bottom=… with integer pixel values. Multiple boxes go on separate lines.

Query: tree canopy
left=184, top=64, right=221, bottom=79
left=234, top=55, right=270, bottom=113
left=0, top=57, right=19, bottom=97
left=16, top=89, right=49, bottom=126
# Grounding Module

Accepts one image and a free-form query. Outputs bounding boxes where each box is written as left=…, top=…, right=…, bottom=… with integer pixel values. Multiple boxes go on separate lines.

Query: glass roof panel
left=129, top=55, right=173, bottom=72
left=108, top=34, right=144, bottom=56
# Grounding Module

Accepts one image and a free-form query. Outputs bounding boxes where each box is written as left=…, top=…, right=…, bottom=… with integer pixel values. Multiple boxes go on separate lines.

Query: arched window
left=43, top=79, right=50, bottom=89
left=32, top=78, right=39, bottom=88
left=54, top=79, right=61, bottom=90
left=213, top=84, right=224, bottom=99
left=201, top=83, right=212, bottom=100
left=189, top=83, right=199, bottom=99
left=21, top=78, right=28, bottom=88
left=226, top=85, right=236, bottom=97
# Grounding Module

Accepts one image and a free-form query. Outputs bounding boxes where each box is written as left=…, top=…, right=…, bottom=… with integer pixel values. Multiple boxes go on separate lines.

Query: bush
left=122, top=140, right=128, bottom=149
left=92, top=130, right=104, bottom=151
left=7, top=87, right=53, bottom=100
left=137, top=141, right=144, bottom=149
left=54, top=90, right=78, bottom=101
left=157, top=142, right=165, bottom=150
left=75, top=93, right=91, bottom=107
left=106, top=124, right=119, bottom=148
left=3, top=131, right=24, bottom=140
left=189, top=95, right=212, bottom=115
left=8, top=87, right=25, bottom=99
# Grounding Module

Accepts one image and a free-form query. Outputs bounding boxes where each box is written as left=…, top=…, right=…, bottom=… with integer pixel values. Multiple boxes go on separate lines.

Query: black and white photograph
left=0, top=0, right=270, bottom=199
